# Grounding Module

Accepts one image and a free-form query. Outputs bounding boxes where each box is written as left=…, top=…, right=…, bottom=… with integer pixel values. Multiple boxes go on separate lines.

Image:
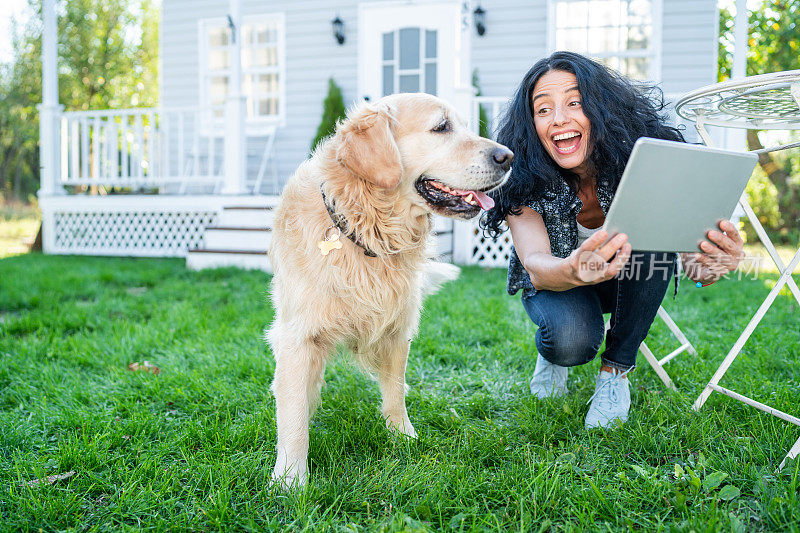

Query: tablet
left=601, top=137, right=758, bottom=252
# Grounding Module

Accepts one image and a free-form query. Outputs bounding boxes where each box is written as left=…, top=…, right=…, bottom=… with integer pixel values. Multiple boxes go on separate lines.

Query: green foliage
left=310, top=78, right=346, bottom=154
left=718, top=1, right=800, bottom=244
left=472, top=69, right=491, bottom=139
left=718, top=1, right=800, bottom=81
left=2, top=257, right=800, bottom=529
left=743, top=166, right=781, bottom=234
left=0, top=0, right=159, bottom=202
left=717, top=5, right=735, bottom=82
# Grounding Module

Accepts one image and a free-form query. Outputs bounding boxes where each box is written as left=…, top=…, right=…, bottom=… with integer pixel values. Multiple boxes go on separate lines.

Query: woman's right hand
left=564, top=230, right=631, bottom=285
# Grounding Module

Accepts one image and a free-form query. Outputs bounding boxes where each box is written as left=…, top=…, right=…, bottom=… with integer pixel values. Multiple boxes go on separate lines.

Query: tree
left=719, top=1, right=800, bottom=243
left=0, top=0, right=160, bottom=202
left=310, top=78, right=346, bottom=154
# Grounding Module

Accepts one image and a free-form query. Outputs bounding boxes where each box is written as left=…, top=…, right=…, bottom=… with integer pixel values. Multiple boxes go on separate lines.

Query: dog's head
left=334, top=93, right=512, bottom=220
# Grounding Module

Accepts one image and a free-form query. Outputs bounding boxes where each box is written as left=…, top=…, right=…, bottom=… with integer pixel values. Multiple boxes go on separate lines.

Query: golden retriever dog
left=267, top=93, right=512, bottom=487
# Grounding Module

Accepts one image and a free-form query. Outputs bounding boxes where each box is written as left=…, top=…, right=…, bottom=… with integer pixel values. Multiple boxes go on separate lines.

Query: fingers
left=693, top=249, right=730, bottom=277
left=707, top=220, right=744, bottom=258
left=700, top=223, right=744, bottom=272
left=718, top=219, right=744, bottom=247
left=683, top=252, right=716, bottom=282
left=585, top=232, right=628, bottom=262
left=706, top=229, right=740, bottom=258
left=579, top=230, right=609, bottom=251
left=604, top=243, right=632, bottom=279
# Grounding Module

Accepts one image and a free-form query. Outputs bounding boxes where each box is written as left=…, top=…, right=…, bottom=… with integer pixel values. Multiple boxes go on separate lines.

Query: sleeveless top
left=576, top=220, right=601, bottom=247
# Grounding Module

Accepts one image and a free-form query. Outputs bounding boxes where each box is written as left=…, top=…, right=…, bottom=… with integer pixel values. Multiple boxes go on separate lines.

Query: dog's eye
left=431, top=120, right=451, bottom=133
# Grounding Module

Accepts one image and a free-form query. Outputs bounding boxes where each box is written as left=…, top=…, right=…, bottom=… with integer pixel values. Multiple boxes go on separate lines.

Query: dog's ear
left=335, top=104, right=403, bottom=189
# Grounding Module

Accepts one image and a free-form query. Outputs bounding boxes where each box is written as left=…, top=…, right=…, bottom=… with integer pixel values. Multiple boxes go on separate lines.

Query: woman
left=483, top=52, right=744, bottom=429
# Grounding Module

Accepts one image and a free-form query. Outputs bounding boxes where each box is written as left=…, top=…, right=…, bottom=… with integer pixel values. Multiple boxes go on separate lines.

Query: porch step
left=204, top=227, right=272, bottom=251
left=186, top=249, right=271, bottom=272
left=186, top=204, right=274, bottom=272
left=218, top=206, right=275, bottom=228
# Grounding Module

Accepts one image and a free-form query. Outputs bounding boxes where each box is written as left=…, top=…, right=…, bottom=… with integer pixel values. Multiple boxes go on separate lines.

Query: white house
left=37, top=0, right=725, bottom=271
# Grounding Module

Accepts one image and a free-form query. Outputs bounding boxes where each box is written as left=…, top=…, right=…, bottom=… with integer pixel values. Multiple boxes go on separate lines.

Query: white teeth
left=464, top=193, right=475, bottom=205
left=553, top=131, right=580, bottom=141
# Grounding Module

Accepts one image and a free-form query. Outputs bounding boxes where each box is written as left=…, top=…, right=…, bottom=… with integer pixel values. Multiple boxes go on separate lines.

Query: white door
left=358, top=2, right=467, bottom=104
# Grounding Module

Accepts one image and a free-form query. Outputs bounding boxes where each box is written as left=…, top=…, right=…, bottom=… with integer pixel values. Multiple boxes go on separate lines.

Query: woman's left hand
left=681, top=220, right=745, bottom=284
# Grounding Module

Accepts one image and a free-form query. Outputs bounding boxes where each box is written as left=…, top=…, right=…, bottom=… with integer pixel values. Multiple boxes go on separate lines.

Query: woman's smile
left=551, top=130, right=582, bottom=154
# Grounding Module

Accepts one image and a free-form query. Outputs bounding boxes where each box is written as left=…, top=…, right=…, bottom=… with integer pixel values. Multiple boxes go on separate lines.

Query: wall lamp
left=332, top=15, right=345, bottom=45
left=473, top=5, right=486, bottom=36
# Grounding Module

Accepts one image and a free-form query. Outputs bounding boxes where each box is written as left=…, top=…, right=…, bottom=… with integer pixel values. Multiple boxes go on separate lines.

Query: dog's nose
left=491, top=147, right=514, bottom=171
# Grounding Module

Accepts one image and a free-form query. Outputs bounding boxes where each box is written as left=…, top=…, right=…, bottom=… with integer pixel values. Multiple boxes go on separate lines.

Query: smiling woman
left=482, top=51, right=746, bottom=431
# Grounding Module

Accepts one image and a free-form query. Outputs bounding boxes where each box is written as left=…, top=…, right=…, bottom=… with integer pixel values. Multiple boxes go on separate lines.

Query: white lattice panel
left=470, top=220, right=512, bottom=267
left=52, top=210, right=217, bottom=257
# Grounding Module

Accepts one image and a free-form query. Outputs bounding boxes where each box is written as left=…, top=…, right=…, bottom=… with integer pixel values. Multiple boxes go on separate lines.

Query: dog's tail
left=421, top=261, right=461, bottom=296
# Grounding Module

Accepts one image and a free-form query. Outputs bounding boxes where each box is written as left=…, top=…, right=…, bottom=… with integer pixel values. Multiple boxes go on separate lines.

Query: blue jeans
left=521, top=252, right=675, bottom=371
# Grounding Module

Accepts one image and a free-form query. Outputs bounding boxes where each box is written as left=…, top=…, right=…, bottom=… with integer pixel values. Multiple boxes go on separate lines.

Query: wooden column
left=38, top=0, right=64, bottom=196
left=222, top=0, right=247, bottom=194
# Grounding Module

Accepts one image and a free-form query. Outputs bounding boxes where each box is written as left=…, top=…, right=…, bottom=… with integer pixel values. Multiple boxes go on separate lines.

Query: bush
left=742, top=165, right=781, bottom=244
left=310, top=78, right=347, bottom=154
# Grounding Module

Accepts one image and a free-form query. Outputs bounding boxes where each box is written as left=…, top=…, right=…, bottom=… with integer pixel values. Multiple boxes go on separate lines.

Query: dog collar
left=320, top=184, right=378, bottom=257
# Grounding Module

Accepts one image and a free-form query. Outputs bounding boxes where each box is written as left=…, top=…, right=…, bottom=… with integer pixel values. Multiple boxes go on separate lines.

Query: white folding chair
left=676, top=70, right=800, bottom=471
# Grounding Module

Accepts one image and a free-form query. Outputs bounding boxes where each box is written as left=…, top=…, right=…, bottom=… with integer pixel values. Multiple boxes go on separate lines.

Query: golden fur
left=267, top=93, right=512, bottom=487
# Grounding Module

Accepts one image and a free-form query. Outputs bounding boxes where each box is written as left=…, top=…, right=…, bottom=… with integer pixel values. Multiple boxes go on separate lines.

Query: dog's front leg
left=378, top=337, right=417, bottom=438
left=270, top=332, right=328, bottom=489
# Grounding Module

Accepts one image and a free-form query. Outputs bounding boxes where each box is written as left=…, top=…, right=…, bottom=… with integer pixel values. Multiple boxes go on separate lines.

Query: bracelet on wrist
left=695, top=279, right=717, bottom=288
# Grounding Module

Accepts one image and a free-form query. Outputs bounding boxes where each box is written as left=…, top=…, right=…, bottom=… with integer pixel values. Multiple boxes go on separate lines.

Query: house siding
left=161, top=0, right=719, bottom=183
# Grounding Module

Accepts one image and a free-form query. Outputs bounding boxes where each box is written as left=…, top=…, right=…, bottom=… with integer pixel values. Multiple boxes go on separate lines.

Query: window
left=381, top=27, right=438, bottom=96
left=549, top=0, right=660, bottom=81
left=199, top=13, right=285, bottom=127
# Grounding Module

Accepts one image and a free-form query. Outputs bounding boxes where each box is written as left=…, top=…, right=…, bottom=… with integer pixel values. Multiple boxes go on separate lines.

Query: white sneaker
left=585, top=367, right=632, bottom=429
left=529, top=353, right=569, bottom=399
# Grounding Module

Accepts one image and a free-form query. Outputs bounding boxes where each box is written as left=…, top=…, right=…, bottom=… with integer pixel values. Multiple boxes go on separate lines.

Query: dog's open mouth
left=414, top=177, right=495, bottom=216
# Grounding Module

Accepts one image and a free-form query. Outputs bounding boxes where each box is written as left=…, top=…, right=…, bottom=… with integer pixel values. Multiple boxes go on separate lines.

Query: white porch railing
left=57, top=106, right=280, bottom=194
left=59, top=107, right=224, bottom=191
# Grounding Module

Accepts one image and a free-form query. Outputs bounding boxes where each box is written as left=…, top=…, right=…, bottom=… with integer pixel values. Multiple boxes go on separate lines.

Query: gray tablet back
left=602, top=138, right=758, bottom=252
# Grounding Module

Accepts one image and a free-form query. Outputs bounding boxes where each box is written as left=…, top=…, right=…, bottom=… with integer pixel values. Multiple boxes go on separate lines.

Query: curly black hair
left=481, top=51, right=685, bottom=238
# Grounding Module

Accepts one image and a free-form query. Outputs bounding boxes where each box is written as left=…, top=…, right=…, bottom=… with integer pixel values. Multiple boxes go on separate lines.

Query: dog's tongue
left=471, top=190, right=495, bottom=210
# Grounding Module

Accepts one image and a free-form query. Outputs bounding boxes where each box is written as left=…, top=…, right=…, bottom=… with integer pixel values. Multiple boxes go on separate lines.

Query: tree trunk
left=13, top=139, right=23, bottom=201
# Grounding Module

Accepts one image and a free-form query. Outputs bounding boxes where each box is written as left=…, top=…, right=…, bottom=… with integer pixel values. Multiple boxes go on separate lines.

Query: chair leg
left=779, top=435, right=800, bottom=471
left=739, top=196, right=800, bottom=305
left=604, top=319, right=678, bottom=390
left=639, top=341, right=676, bottom=390
left=693, top=247, right=800, bottom=411
left=657, top=306, right=697, bottom=356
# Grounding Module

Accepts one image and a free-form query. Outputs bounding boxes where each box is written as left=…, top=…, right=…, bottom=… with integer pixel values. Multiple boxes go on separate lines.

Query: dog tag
left=318, top=227, right=343, bottom=256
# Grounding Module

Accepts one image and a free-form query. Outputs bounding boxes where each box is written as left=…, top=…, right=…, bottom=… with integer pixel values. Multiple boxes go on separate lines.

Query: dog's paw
left=271, top=456, right=308, bottom=490
left=271, top=466, right=307, bottom=490
left=386, top=417, right=417, bottom=439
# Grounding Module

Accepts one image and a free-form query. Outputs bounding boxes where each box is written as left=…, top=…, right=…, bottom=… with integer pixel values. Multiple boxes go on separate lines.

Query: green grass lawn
left=1, top=254, right=798, bottom=531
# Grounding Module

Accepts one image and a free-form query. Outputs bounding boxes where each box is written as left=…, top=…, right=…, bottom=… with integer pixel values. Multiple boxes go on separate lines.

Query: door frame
left=357, top=0, right=472, bottom=112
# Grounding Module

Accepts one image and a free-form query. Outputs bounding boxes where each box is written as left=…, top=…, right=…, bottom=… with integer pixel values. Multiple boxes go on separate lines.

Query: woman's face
left=531, top=70, right=592, bottom=177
